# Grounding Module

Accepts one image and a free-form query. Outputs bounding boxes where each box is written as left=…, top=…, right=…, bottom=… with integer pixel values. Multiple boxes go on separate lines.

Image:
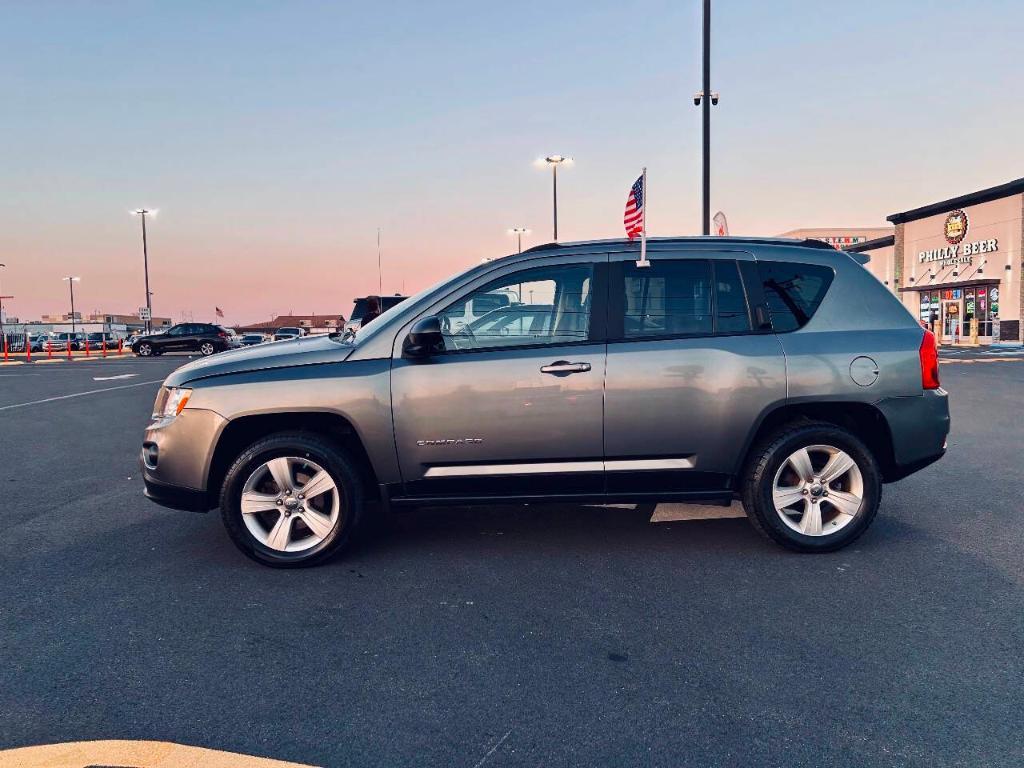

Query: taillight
left=218, top=331, right=227, bottom=338
left=919, top=329, right=940, bottom=389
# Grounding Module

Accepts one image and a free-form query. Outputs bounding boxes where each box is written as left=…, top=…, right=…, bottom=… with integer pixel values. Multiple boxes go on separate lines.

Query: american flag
left=215, top=306, right=224, bottom=318
left=624, top=174, right=644, bottom=240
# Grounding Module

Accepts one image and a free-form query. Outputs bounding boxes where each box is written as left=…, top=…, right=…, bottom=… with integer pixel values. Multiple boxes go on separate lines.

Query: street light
left=692, top=0, right=718, bottom=235
left=62, top=276, right=81, bottom=334
left=132, top=208, right=156, bottom=333
left=509, top=227, right=530, bottom=254
left=541, top=155, right=572, bottom=241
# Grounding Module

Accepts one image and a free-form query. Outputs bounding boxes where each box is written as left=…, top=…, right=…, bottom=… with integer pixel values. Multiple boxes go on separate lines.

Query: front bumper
left=141, top=407, right=227, bottom=512
left=144, top=476, right=210, bottom=512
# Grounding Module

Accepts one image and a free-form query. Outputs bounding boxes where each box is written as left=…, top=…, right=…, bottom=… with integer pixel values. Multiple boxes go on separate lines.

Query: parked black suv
left=132, top=323, right=232, bottom=357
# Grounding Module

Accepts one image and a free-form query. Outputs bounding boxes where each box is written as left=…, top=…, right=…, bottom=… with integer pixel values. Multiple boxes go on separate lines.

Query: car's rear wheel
left=741, top=422, right=881, bottom=553
left=199, top=341, right=215, bottom=356
left=136, top=343, right=152, bottom=357
left=220, top=432, right=364, bottom=567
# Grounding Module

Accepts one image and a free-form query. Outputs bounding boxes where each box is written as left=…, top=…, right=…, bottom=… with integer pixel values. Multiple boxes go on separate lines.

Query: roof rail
left=523, top=236, right=839, bottom=254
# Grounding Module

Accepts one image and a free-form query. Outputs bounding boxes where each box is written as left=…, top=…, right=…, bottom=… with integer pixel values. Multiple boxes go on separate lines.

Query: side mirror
left=403, top=316, right=444, bottom=358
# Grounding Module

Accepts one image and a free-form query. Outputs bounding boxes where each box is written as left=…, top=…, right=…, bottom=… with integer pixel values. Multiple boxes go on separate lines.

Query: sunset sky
left=2, top=0, right=1022, bottom=325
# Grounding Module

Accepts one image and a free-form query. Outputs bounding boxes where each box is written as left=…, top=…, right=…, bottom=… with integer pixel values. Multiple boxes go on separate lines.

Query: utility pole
left=377, top=228, right=382, bottom=294
left=62, top=276, right=80, bottom=333
left=133, top=209, right=154, bottom=333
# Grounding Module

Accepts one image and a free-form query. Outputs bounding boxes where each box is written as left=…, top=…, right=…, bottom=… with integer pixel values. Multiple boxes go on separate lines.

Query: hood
left=164, top=334, right=355, bottom=387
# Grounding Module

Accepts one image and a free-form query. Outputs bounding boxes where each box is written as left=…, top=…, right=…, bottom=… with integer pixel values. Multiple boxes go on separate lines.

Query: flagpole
left=637, top=167, right=650, bottom=267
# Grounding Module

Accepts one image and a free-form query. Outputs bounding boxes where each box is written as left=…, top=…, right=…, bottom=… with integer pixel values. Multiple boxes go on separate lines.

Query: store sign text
left=918, top=238, right=998, bottom=266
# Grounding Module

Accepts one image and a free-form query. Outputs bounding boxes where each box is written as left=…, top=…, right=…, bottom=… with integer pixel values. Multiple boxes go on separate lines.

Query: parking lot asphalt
left=1, top=355, right=1022, bottom=767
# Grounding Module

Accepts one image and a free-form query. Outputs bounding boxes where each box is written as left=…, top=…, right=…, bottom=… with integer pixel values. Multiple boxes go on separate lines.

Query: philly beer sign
left=918, top=209, right=998, bottom=269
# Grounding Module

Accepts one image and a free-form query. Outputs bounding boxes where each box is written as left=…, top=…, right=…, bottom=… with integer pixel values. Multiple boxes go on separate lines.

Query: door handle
left=540, top=361, right=592, bottom=375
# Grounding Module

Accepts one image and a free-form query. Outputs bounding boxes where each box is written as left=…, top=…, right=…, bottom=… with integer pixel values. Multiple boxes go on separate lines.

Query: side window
left=167, top=325, right=186, bottom=336
left=623, top=260, right=712, bottom=338
left=437, top=264, right=593, bottom=351
left=758, top=261, right=835, bottom=332
left=714, top=260, right=752, bottom=334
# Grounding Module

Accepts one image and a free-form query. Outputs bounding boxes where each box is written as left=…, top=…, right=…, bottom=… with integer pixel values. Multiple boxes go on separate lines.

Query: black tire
left=741, top=422, right=882, bottom=553
left=220, top=432, right=364, bottom=567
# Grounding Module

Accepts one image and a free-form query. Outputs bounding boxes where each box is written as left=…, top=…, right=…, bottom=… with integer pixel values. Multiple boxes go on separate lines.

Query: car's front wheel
left=741, top=422, right=881, bottom=553
left=136, top=343, right=152, bottom=357
left=199, top=341, right=216, bottom=356
left=220, top=432, right=364, bottom=567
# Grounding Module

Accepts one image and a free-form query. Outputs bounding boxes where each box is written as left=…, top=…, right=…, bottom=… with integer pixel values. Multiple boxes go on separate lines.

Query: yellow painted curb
left=0, top=740, right=317, bottom=767
left=30, top=359, right=64, bottom=364
left=0, top=361, right=25, bottom=366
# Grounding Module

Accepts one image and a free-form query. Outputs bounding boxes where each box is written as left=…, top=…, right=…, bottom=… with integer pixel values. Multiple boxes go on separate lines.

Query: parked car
left=27, top=332, right=53, bottom=352
left=272, top=327, right=305, bottom=341
left=131, top=323, right=232, bottom=357
left=239, top=333, right=268, bottom=346
left=343, top=294, right=409, bottom=334
left=85, top=332, right=120, bottom=350
left=31, top=333, right=66, bottom=352
left=221, top=328, right=242, bottom=348
left=53, top=332, right=87, bottom=351
left=141, top=236, right=950, bottom=567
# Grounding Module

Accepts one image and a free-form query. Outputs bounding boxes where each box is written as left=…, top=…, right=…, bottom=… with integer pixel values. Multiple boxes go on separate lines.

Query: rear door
left=603, top=249, right=786, bottom=497
left=391, top=257, right=608, bottom=499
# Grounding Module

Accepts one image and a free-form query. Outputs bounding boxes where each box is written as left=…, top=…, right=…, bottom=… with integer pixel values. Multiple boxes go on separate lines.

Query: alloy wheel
left=200, top=342, right=215, bottom=356
left=138, top=343, right=152, bottom=356
left=240, top=456, right=341, bottom=552
left=772, top=444, right=863, bottom=537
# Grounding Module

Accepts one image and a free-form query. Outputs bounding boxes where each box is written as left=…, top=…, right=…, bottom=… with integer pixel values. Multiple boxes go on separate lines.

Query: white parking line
left=93, top=373, right=139, bottom=381
left=0, top=379, right=165, bottom=412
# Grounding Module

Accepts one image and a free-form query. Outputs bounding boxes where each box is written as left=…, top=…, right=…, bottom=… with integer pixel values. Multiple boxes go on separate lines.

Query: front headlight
left=151, top=386, right=192, bottom=421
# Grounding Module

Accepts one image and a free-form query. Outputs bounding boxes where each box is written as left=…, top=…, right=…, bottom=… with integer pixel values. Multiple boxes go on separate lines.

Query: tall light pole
left=62, top=276, right=81, bottom=333
left=132, top=209, right=155, bottom=333
left=0, top=262, right=7, bottom=339
left=377, top=227, right=383, bottom=294
left=693, top=0, right=718, bottom=235
left=509, top=227, right=530, bottom=254
left=542, top=155, right=571, bottom=241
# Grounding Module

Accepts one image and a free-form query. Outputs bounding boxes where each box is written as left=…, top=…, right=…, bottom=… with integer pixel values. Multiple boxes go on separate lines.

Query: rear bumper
left=876, top=388, right=950, bottom=482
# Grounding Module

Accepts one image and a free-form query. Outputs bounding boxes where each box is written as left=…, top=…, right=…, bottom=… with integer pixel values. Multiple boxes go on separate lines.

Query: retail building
left=851, top=178, right=1023, bottom=344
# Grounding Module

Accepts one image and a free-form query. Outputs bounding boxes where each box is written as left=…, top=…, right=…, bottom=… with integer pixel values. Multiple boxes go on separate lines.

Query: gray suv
left=141, top=237, right=949, bottom=567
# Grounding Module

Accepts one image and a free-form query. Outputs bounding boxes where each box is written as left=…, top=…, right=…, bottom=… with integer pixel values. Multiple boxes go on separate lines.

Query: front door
left=159, top=324, right=191, bottom=352
left=602, top=252, right=787, bottom=496
left=391, top=260, right=606, bottom=499
left=941, top=299, right=962, bottom=344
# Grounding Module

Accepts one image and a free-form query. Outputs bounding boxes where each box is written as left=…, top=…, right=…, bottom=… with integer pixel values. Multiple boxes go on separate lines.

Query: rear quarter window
left=757, top=261, right=834, bottom=332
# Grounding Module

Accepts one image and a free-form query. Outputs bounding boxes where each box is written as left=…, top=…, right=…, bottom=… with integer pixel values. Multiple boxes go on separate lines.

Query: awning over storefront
left=899, top=278, right=999, bottom=293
